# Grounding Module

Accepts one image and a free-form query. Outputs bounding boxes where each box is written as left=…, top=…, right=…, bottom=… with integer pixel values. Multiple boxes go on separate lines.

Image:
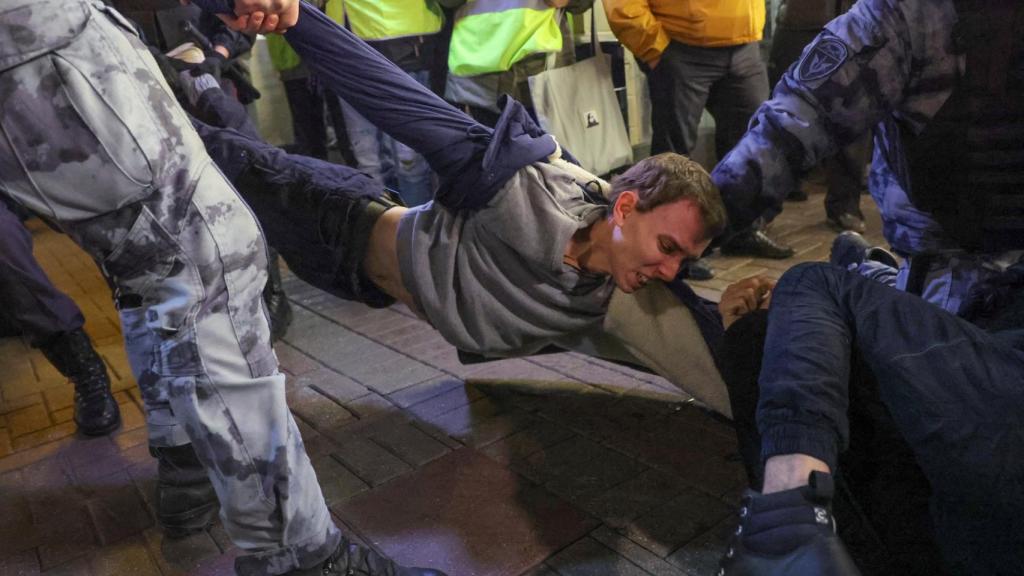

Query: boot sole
left=77, top=414, right=122, bottom=437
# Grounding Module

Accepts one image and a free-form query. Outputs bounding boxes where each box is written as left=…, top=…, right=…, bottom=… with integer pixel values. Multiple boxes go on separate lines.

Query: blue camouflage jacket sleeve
left=711, top=0, right=913, bottom=232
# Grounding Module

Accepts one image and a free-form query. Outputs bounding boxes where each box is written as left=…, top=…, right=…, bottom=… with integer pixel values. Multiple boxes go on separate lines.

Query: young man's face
left=607, top=191, right=710, bottom=293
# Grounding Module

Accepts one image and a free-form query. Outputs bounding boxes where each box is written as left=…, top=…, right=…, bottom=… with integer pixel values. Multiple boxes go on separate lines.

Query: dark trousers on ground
left=0, top=199, right=84, bottom=346
left=719, top=263, right=1024, bottom=575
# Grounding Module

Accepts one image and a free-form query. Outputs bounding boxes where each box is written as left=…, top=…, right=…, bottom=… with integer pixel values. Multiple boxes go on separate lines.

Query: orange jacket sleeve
left=602, top=0, right=670, bottom=66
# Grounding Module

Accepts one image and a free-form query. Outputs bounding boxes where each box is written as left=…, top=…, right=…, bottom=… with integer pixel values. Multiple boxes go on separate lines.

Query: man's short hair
left=608, top=153, right=728, bottom=240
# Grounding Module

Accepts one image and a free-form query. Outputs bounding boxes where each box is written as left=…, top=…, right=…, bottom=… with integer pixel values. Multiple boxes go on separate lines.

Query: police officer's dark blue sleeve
left=188, top=0, right=558, bottom=211
left=711, top=0, right=913, bottom=232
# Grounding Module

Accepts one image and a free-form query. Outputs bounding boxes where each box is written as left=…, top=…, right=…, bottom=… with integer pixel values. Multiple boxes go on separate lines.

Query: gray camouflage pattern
left=0, top=1, right=339, bottom=573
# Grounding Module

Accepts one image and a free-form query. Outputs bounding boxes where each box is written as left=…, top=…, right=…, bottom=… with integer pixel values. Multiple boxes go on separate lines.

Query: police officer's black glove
left=719, top=472, right=862, bottom=576
left=188, top=51, right=226, bottom=81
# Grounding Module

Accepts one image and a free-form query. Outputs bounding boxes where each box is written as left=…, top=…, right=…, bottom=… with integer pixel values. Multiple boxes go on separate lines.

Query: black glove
left=188, top=50, right=226, bottom=80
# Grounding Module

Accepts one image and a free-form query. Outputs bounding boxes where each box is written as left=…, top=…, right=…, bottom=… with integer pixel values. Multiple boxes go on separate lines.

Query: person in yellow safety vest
left=605, top=0, right=797, bottom=277
left=439, top=0, right=594, bottom=127
left=325, top=0, right=444, bottom=206
left=265, top=33, right=355, bottom=164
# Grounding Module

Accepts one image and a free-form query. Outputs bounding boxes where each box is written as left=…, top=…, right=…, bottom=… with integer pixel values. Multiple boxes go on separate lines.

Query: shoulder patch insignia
left=797, top=37, right=850, bottom=83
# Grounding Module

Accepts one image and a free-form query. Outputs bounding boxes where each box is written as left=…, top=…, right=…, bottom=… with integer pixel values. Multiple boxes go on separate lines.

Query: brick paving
left=0, top=182, right=885, bottom=575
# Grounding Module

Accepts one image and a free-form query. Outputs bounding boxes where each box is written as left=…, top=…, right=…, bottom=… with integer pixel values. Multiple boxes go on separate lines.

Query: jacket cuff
left=760, top=422, right=840, bottom=472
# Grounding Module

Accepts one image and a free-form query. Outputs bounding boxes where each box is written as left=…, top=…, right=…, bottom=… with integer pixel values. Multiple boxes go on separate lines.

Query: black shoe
left=721, top=230, right=795, bottom=260
left=40, top=329, right=121, bottom=436
left=719, top=472, right=862, bottom=576
left=152, top=444, right=219, bottom=539
left=679, top=258, right=715, bottom=281
left=827, top=212, right=867, bottom=234
left=289, top=536, right=447, bottom=576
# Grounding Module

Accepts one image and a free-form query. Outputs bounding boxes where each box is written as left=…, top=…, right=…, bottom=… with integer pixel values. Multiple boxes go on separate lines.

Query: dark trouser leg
left=721, top=308, right=946, bottom=575
left=0, top=200, right=84, bottom=346
left=824, top=136, right=869, bottom=221
left=644, top=42, right=713, bottom=156
left=282, top=77, right=328, bottom=160
left=758, top=262, right=1024, bottom=575
left=706, top=42, right=769, bottom=162
left=323, top=88, right=358, bottom=166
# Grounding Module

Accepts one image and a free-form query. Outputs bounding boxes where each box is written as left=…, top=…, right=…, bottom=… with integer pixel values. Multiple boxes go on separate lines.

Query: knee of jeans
left=776, top=261, right=838, bottom=295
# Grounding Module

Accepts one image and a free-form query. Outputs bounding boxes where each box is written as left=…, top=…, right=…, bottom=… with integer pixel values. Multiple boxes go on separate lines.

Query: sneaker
left=721, top=230, right=795, bottom=260
left=719, top=472, right=862, bottom=576
left=288, top=536, right=447, bottom=576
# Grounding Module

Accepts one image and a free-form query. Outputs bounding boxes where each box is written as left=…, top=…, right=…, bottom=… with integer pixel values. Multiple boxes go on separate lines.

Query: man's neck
left=565, top=218, right=612, bottom=276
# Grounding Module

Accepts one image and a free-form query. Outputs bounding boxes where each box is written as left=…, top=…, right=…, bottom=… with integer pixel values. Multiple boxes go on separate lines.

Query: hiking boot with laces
left=40, top=328, right=121, bottom=436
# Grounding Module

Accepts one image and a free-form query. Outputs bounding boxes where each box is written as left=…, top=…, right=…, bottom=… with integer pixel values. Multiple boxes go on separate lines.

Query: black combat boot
left=264, top=248, right=294, bottom=342
left=151, top=443, right=220, bottom=538
left=287, top=536, right=448, bottom=576
left=40, top=329, right=121, bottom=436
left=719, top=471, right=862, bottom=576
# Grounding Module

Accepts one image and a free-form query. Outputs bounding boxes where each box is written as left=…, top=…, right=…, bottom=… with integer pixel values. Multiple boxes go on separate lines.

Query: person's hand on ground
left=719, top=275, right=775, bottom=329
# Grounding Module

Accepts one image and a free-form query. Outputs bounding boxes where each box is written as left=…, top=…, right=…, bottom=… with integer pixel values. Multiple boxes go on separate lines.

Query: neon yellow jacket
left=325, top=0, right=444, bottom=40
left=604, top=0, right=765, bottom=65
left=266, top=34, right=301, bottom=71
left=447, top=0, right=564, bottom=77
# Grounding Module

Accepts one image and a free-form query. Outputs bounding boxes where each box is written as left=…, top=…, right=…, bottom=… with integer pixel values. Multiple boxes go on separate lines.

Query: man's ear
left=612, top=190, right=638, bottom=225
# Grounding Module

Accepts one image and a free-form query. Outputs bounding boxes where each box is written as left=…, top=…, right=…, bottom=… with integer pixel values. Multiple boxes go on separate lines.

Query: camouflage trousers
left=0, top=1, right=338, bottom=573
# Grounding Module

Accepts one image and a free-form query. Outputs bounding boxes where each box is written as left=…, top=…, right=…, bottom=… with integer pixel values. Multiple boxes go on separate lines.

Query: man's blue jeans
left=758, top=262, right=1024, bottom=575
left=337, top=69, right=434, bottom=207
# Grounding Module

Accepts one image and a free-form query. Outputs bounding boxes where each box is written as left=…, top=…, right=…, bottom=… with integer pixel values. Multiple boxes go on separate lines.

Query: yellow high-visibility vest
left=447, top=0, right=563, bottom=77
left=325, top=0, right=444, bottom=41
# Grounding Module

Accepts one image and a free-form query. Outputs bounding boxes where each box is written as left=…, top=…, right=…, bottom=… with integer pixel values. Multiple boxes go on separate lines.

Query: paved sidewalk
left=0, top=184, right=885, bottom=575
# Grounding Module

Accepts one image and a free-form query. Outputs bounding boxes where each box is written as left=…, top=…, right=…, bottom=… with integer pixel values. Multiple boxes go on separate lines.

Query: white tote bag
left=529, top=9, right=633, bottom=176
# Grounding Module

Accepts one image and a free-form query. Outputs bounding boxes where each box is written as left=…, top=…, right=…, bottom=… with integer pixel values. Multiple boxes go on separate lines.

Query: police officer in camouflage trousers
left=0, top=199, right=121, bottom=436
left=0, top=0, right=443, bottom=574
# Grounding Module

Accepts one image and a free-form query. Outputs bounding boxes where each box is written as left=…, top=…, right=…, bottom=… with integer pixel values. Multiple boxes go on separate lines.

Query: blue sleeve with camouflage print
left=711, top=0, right=914, bottom=232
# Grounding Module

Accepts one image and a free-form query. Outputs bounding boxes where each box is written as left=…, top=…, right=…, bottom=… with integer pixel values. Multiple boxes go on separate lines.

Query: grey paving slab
left=331, top=437, right=413, bottom=487
left=546, top=537, right=651, bottom=576
left=367, top=420, right=451, bottom=467
left=591, top=526, right=688, bottom=576
left=618, top=488, right=733, bottom=558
